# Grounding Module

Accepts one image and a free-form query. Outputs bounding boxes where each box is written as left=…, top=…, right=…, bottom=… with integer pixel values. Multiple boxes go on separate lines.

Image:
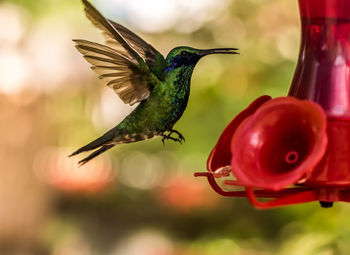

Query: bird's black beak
left=198, top=48, right=239, bottom=57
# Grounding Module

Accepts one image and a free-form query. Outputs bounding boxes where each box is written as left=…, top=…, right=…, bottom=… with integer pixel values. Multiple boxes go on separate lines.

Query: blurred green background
left=1, top=0, right=349, bottom=254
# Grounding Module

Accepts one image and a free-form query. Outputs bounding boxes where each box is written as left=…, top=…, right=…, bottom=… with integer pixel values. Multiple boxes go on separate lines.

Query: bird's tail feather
left=70, top=127, right=156, bottom=165
left=69, top=127, right=117, bottom=157
left=78, top=144, right=114, bottom=166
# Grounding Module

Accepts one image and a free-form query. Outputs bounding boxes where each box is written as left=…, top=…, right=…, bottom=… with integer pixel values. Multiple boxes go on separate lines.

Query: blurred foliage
left=0, top=0, right=348, bottom=255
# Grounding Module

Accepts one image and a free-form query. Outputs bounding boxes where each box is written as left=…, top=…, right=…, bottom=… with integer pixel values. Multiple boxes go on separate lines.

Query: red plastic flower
left=195, top=96, right=329, bottom=208
left=196, top=95, right=350, bottom=208
left=230, top=97, right=327, bottom=190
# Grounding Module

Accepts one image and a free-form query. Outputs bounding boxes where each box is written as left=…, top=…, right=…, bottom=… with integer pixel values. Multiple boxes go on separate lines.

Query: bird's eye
left=180, top=51, right=188, bottom=57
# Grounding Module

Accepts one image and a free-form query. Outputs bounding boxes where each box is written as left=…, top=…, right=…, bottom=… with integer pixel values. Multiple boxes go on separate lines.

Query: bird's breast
left=137, top=78, right=191, bottom=131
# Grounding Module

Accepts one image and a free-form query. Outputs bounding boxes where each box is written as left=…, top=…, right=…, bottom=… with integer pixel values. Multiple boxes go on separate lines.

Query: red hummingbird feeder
left=195, top=0, right=350, bottom=209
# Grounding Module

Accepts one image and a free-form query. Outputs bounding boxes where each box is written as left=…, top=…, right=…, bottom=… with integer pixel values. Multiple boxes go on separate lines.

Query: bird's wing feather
left=76, top=0, right=163, bottom=105
left=74, top=39, right=151, bottom=105
left=82, top=0, right=148, bottom=71
left=106, top=20, right=163, bottom=67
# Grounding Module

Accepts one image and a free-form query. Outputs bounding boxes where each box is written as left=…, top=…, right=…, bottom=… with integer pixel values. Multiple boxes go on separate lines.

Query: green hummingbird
left=70, top=0, right=239, bottom=165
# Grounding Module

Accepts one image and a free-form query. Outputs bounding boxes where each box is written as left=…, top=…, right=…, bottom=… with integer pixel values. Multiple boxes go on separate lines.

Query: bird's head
left=164, top=46, right=239, bottom=74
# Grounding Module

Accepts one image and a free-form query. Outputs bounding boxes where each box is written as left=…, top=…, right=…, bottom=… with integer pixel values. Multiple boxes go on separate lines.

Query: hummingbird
left=70, top=0, right=239, bottom=165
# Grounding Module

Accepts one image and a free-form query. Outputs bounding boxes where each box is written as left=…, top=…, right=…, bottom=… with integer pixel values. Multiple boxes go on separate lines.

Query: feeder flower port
left=195, top=0, right=350, bottom=209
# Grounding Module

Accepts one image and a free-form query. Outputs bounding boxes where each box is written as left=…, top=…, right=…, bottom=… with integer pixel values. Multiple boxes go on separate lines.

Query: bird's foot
left=161, top=131, right=184, bottom=145
left=161, top=135, right=182, bottom=145
left=169, top=129, right=185, bottom=142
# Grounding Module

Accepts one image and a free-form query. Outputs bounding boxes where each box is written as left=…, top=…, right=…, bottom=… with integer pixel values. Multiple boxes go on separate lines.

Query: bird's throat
left=167, top=65, right=194, bottom=86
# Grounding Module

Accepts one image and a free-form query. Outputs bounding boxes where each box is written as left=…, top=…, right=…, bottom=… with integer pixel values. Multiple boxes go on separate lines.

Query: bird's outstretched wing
left=74, top=39, right=151, bottom=105
left=107, top=20, right=165, bottom=70
left=74, top=0, right=163, bottom=105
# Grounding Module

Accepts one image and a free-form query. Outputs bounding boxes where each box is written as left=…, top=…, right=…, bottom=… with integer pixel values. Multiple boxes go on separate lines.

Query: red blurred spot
left=35, top=149, right=115, bottom=193
left=157, top=175, right=219, bottom=211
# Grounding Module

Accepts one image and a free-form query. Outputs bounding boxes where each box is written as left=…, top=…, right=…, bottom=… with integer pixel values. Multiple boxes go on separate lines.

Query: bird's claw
left=169, top=129, right=185, bottom=142
left=161, top=130, right=185, bottom=145
left=170, top=130, right=185, bottom=142
left=161, top=134, right=182, bottom=144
